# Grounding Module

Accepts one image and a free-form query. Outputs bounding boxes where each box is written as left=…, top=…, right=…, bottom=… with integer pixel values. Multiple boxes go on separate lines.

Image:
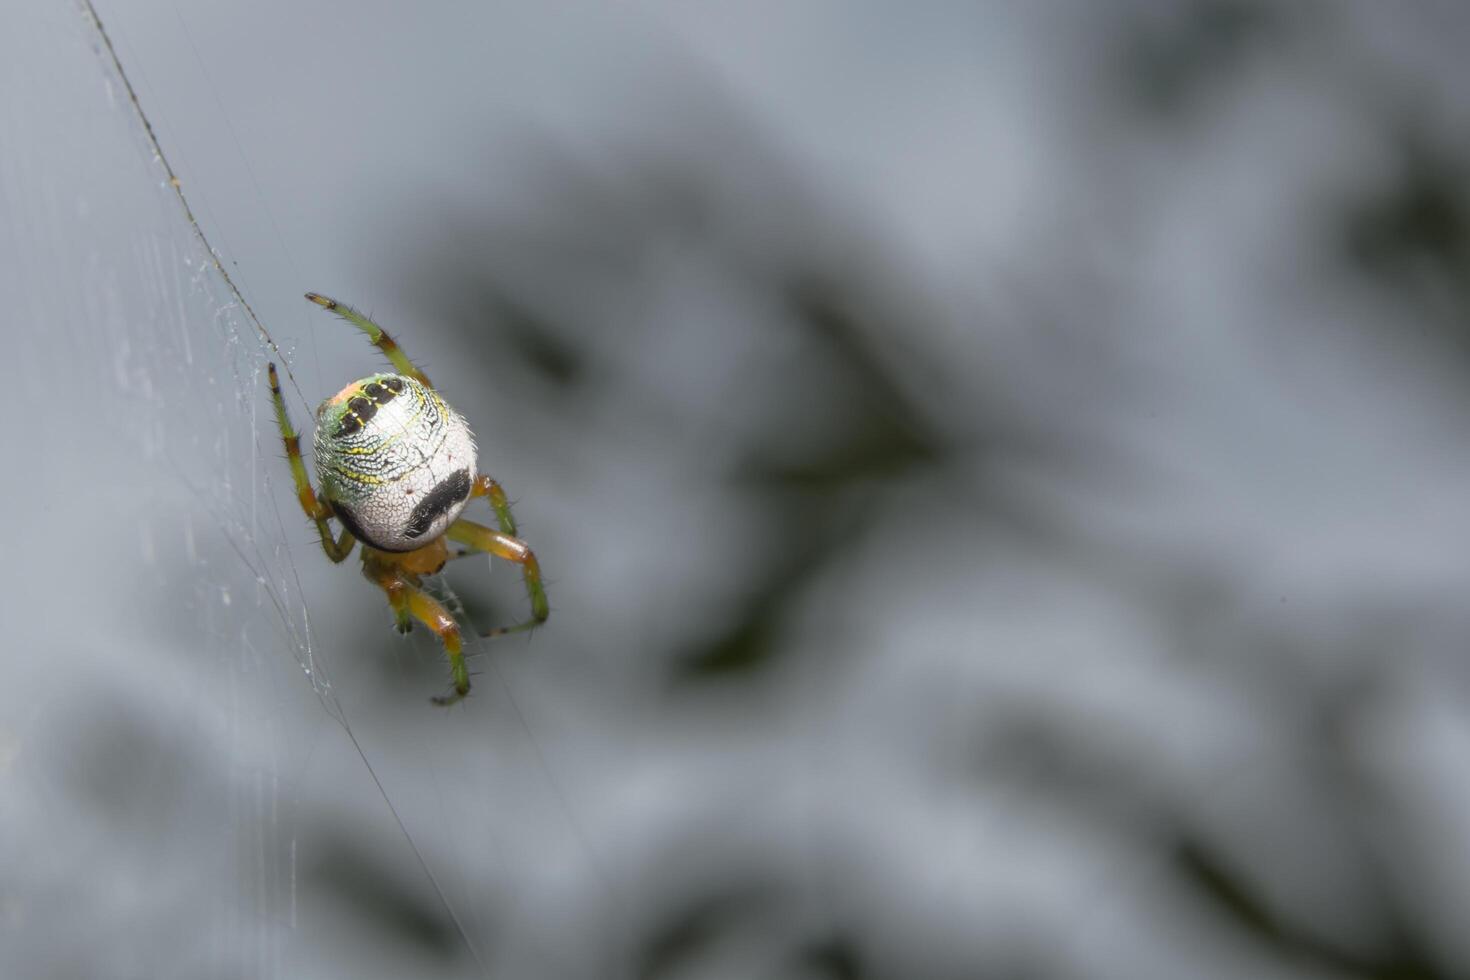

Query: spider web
left=0, top=4, right=610, bottom=977
left=15, top=2, right=1470, bottom=979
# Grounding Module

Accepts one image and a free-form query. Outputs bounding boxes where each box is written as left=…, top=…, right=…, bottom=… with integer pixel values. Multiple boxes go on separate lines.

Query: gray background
left=5, top=2, right=1470, bottom=977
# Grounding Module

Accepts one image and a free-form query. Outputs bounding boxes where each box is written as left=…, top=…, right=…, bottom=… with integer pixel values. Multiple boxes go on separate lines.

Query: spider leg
left=304, top=293, right=435, bottom=389
left=469, top=474, right=521, bottom=536
left=376, top=572, right=414, bottom=634
left=267, top=363, right=355, bottom=562
left=365, top=562, right=471, bottom=705
left=445, top=518, right=550, bottom=637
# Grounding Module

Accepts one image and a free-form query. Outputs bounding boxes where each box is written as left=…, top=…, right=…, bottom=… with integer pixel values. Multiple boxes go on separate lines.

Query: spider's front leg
left=364, top=560, right=472, bottom=705
left=304, top=293, right=434, bottom=390
left=267, top=363, right=354, bottom=562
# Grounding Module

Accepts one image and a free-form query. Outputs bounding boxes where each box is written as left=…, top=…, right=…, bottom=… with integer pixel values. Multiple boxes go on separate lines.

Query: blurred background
left=5, top=1, right=1470, bottom=977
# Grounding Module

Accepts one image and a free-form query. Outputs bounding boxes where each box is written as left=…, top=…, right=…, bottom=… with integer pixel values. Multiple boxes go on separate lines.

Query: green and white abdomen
left=313, top=374, right=477, bottom=552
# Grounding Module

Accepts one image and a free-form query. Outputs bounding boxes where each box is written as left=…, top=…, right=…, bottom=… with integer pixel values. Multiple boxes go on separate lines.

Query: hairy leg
left=377, top=570, right=413, bottom=634
left=470, top=474, right=520, bottom=536
left=267, top=363, right=354, bottom=562
left=366, top=563, right=472, bottom=705
left=445, top=518, right=550, bottom=636
left=304, top=293, right=434, bottom=389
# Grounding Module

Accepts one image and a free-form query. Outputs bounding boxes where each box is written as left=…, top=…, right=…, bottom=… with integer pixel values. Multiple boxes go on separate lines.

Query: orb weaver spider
left=268, top=293, right=549, bottom=705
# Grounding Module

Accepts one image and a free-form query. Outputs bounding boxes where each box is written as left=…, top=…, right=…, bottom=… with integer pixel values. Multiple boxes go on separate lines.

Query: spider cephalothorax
left=268, top=293, right=548, bottom=705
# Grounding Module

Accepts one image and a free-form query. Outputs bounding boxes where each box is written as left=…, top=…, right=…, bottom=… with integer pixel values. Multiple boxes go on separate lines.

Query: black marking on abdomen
left=348, top=396, right=377, bottom=422
left=404, top=469, right=472, bottom=539
left=365, top=381, right=400, bottom=406
left=335, top=384, right=395, bottom=438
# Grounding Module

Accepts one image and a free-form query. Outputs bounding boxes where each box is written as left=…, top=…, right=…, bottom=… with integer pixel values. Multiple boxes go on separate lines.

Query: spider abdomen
left=313, top=373, right=477, bottom=552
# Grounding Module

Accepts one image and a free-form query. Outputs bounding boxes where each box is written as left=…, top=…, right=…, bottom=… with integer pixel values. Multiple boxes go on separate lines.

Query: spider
left=267, top=293, right=549, bottom=705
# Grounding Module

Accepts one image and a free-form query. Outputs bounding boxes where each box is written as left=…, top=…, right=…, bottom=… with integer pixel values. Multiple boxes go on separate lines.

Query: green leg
left=304, top=293, right=435, bottom=390
left=470, top=474, right=520, bottom=536
left=366, top=561, right=471, bottom=705
left=267, top=363, right=355, bottom=562
left=445, top=518, right=550, bottom=637
left=370, top=567, right=414, bottom=634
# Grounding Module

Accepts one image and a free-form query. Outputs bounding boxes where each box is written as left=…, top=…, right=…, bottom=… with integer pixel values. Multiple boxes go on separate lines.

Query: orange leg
left=378, top=571, right=414, bottom=635
left=445, top=519, right=550, bottom=637
left=365, top=562, right=471, bottom=705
